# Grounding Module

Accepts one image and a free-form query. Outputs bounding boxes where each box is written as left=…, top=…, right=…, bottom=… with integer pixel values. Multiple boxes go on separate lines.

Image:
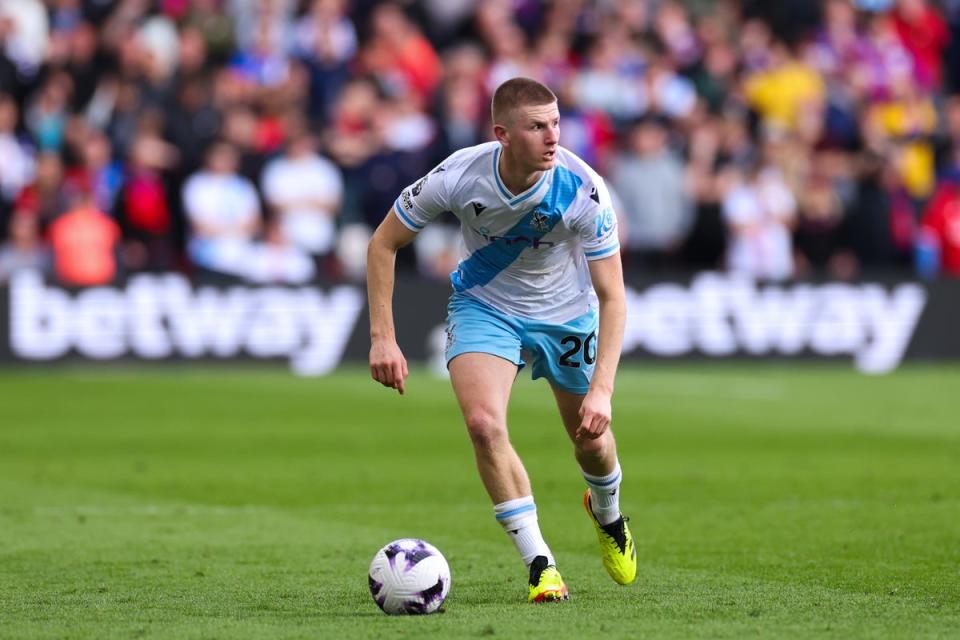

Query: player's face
left=506, top=102, right=560, bottom=172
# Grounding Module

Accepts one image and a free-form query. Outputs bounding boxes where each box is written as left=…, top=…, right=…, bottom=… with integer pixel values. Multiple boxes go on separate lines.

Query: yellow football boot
left=527, top=555, right=569, bottom=603
left=584, top=489, right=637, bottom=585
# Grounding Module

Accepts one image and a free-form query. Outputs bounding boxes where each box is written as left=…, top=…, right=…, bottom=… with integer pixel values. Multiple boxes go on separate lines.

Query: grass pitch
left=0, top=363, right=958, bottom=639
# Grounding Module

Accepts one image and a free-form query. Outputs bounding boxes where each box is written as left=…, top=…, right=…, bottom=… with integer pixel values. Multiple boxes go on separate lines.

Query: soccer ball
left=368, top=538, right=451, bottom=615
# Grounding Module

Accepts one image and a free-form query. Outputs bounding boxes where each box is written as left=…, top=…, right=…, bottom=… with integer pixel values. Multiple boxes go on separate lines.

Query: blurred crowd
left=1, top=0, right=960, bottom=287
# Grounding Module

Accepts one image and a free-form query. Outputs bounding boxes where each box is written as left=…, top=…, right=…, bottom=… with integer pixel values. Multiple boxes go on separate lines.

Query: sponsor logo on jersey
left=401, top=189, right=414, bottom=211
left=595, top=207, right=616, bottom=238
left=474, top=227, right=555, bottom=248
left=471, top=201, right=487, bottom=216
left=589, top=185, right=600, bottom=203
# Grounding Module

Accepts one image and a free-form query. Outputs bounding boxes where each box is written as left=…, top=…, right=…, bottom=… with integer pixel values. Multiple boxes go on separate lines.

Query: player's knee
left=463, top=411, right=506, bottom=450
left=575, top=431, right=611, bottom=458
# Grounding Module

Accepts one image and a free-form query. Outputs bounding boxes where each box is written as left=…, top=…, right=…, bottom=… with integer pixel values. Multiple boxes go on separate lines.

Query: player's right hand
left=369, top=339, right=408, bottom=395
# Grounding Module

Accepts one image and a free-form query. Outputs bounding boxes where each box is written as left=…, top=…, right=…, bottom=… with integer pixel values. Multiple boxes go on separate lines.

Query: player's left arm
left=578, top=252, right=626, bottom=440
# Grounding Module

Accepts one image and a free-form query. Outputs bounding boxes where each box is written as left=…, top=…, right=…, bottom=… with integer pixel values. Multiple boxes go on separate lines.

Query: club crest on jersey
left=531, top=209, right=551, bottom=231
left=471, top=201, right=487, bottom=216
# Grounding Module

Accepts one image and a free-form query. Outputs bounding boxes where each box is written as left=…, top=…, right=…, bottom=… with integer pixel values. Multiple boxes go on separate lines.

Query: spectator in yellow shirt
left=744, top=41, right=826, bottom=135
left=865, top=79, right=938, bottom=200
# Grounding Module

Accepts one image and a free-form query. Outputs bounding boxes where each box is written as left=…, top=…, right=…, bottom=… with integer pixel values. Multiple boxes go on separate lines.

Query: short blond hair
left=491, top=77, right=557, bottom=126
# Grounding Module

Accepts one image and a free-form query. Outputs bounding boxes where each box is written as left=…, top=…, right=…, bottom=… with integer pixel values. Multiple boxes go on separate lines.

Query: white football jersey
left=394, top=141, right=619, bottom=323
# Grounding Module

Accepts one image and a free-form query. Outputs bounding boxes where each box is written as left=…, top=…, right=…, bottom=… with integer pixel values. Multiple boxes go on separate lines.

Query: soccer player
left=367, top=77, right=635, bottom=602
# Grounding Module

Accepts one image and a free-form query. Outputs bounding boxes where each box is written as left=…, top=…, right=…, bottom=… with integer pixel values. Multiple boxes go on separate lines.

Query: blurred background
left=1, top=0, right=959, bottom=372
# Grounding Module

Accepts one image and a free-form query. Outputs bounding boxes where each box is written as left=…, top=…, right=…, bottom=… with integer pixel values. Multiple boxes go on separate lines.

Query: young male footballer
left=367, top=77, right=635, bottom=602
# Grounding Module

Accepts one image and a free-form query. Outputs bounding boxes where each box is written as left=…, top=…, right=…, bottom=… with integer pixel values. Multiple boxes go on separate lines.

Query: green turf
left=0, top=363, right=958, bottom=639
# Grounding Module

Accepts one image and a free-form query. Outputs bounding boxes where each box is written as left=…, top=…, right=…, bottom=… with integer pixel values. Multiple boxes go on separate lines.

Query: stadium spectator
left=219, top=104, right=268, bottom=188
left=165, top=75, right=220, bottom=177
left=865, top=77, right=938, bottom=200
left=15, top=151, right=68, bottom=226
left=936, top=95, right=960, bottom=178
left=892, top=0, right=950, bottom=89
left=742, top=40, right=826, bottom=137
left=24, top=71, right=71, bottom=152
left=119, top=132, right=178, bottom=271
left=945, top=0, right=960, bottom=92
left=360, top=2, right=441, bottom=108
left=64, top=128, right=124, bottom=217
left=859, top=11, right=915, bottom=100
left=181, top=1, right=232, bottom=62
left=245, top=217, right=316, bottom=284
left=483, top=19, right=535, bottom=96
left=568, top=34, right=647, bottom=123
left=654, top=1, right=702, bottom=71
left=921, top=171, right=960, bottom=276
left=793, top=166, right=851, bottom=277
left=103, top=80, right=148, bottom=161
left=182, top=140, right=261, bottom=279
left=0, top=0, right=48, bottom=83
left=430, top=50, right=489, bottom=162
left=681, top=115, right=727, bottom=268
left=228, top=0, right=295, bottom=59
left=609, top=115, right=693, bottom=267
left=175, top=24, right=213, bottom=79
left=844, top=153, right=904, bottom=271
left=48, top=193, right=121, bottom=286
left=0, top=94, right=34, bottom=219
left=229, top=12, right=294, bottom=91
left=260, top=116, right=343, bottom=261
left=642, top=52, right=699, bottom=121
left=722, top=161, right=798, bottom=281
left=294, top=0, right=358, bottom=124
left=0, top=211, right=48, bottom=282
left=691, top=39, right=739, bottom=114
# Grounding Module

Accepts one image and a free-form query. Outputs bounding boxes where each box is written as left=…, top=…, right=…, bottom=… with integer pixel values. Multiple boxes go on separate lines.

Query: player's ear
left=493, top=123, right=510, bottom=146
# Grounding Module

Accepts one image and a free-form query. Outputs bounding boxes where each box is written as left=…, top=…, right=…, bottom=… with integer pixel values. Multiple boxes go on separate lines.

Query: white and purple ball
left=368, top=539, right=451, bottom=615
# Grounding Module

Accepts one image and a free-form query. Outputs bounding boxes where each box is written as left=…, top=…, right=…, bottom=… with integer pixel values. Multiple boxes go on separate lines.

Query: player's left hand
left=577, top=389, right=612, bottom=440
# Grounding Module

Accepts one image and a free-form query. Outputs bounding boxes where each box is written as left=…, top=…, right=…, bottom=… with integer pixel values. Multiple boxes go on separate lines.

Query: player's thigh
left=550, top=384, right=586, bottom=442
left=449, top=353, right=519, bottom=429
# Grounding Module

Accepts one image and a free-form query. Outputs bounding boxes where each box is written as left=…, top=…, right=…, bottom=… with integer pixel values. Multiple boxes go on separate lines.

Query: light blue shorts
left=444, top=293, right=598, bottom=395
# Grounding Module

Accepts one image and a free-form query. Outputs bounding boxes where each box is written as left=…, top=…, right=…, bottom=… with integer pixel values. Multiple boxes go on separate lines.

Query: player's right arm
left=367, top=210, right=418, bottom=395
left=368, top=156, right=455, bottom=393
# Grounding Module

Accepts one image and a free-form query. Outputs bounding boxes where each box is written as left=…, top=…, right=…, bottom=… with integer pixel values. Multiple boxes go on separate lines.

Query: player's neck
left=497, top=148, right=543, bottom=197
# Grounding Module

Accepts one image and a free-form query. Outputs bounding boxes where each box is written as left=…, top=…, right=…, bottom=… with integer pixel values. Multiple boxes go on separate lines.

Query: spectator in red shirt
left=893, top=0, right=950, bottom=88
left=921, top=175, right=960, bottom=276
left=48, top=194, right=121, bottom=286
left=361, top=3, right=441, bottom=108
left=119, top=132, right=178, bottom=271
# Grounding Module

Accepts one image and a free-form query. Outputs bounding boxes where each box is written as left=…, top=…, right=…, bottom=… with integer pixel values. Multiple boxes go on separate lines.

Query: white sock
left=494, top=496, right=554, bottom=567
left=582, top=462, right=622, bottom=526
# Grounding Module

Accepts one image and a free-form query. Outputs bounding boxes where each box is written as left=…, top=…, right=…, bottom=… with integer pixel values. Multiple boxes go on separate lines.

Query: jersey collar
left=493, top=145, right=551, bottom=207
